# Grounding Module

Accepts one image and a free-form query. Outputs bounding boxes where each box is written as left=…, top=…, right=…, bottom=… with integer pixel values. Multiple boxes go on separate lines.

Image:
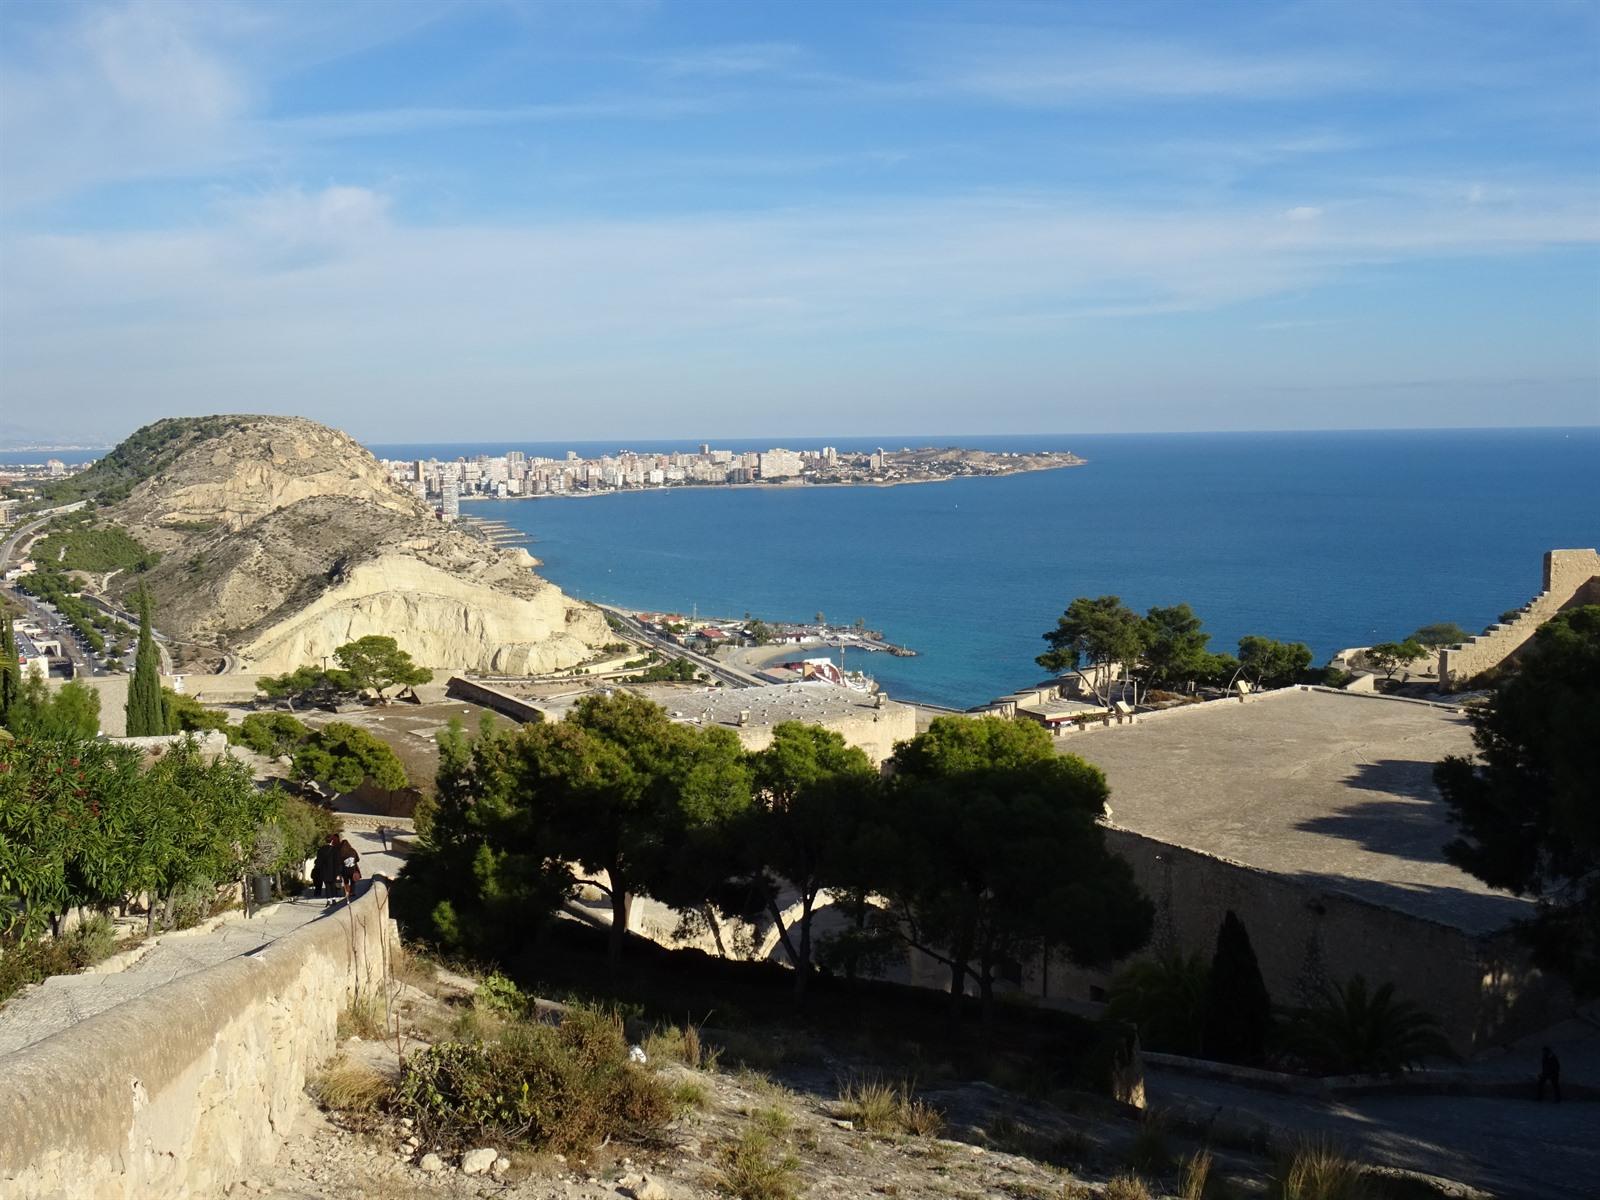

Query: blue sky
left=1, top=0, right=1596, bottom=443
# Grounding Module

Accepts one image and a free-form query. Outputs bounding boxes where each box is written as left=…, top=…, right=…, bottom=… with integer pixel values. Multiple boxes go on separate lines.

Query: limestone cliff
left=95, top=416, right=608, bottom=673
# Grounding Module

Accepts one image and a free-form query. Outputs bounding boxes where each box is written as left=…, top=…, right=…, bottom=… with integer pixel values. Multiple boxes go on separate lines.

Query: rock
left=629, top=1044, right=648, bottom=1064
left=493, top=1157, right=510, bottom=1175
left=625, top=1174, right=670, bottom=1200
left=461, top=1148, right=498, bottom=1176
left=400, top=1118, right=414, bottom=1129
left=832, top=1119, right=854, bottom=1130
left=419, top=1153, right=445, bottom=1174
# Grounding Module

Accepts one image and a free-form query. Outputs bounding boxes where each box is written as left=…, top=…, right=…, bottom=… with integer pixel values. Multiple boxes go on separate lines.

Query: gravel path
left=0, top=829, right=403, bottom=1058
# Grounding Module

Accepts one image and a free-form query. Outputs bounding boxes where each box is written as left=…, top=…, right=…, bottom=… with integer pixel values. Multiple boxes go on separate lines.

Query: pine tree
left=1201, top=909, right=1273, bottom=1064
left=125, top=588, right=166, bottom=736
left=0, top=613, right=19, bottom=727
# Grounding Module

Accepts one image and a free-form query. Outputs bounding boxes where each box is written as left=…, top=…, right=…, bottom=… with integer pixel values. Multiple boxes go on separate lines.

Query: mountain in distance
left=54, top=415, right=609, bottom=675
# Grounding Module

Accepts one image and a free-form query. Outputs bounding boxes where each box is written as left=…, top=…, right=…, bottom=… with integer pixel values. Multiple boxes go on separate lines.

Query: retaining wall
left=0, top=881, right=395, bottom=1199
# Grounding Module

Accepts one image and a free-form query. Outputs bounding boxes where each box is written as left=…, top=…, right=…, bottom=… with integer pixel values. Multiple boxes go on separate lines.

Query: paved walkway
left=0, top=830, right=401, bottom=1058
left=1150, top=1067, right=1598, bottom=1200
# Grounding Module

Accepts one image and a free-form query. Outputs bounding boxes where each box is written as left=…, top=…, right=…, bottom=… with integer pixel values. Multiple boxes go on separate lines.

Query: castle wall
left=0, top=883, right=395, bottom=1199
left=1033, top=830, right=1569, bottom=1053
left=1438, top=548, right=1600, bottom=685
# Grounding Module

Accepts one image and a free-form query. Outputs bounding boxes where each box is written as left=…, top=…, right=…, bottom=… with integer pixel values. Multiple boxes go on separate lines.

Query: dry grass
left=735, top=1068, right=795, bottom=1104
left=389, top=945, right=439, bottom=992
left=1275, top=1139, right=1369, bottom=1200
left=644, top=1020, right=721, bottom=1071
left=312, top=1057, right=391, bottom=1114
left=749, top=1105, right=793, bottom=1138
left=1103, top=1174, right=1154, bottom=1200
left=670, top=1078, right=711, bottom=1112
left=837, top=1076, right=944, bottom=1138
left=715, top=1128, right=801, bottom=1200
left=1181, top=1148, right=1214, bottom=1200
left=337, top=994, right=387, bottom=1040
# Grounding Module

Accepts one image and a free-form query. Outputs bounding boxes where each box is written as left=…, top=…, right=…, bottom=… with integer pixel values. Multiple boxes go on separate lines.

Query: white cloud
left=1285, top=206, right=1323, bottom=222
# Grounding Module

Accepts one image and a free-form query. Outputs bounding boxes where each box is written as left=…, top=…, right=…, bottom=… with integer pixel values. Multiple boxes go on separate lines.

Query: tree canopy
left=1367, top=639, right=1426, bottom=681
left=1236, top=635, right=1313, bottom=690
left=1140, top=603, right=1211, bottom=689
left=333, top=635, right=433, bottom=699
left=1038, top=595, right=1145, bottom=704
left=293, top=721, right=409, bottom=795
left=1409, top=622, right=1470, bottom=648
left=884, top=716, right=1152, bottom=1021
left=1436, top=605, right=1600, bottom=993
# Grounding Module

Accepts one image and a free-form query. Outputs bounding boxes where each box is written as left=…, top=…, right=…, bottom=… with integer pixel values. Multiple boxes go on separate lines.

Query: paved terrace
left=534, top=679, right=892, bottom=730
left=1067, top=688, right=1529, bottom=935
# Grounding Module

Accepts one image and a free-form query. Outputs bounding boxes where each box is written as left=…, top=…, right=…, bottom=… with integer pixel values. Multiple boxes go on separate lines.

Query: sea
left=358, top=428, right=1599, bottom=709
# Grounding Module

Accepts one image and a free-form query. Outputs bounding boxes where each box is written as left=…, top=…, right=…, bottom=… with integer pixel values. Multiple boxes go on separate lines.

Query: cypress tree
left=125, top=587, right=166, bottom=736
left=1201, top=909, right=1273, bottom=1065
left=0, top=613, right=19, bottom=727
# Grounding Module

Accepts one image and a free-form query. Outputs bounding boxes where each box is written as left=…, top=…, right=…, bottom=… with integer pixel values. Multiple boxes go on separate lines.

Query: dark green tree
left=886, top=716, right=1152, bottom=1023
left=293, top=722, right=409, bottom=795
left=1201, top=910, right=1272, bottom=1064
left=1038, top=595, right=1146, bottom=705
left=257, top=665, right=356, bottom=710
left=729, top=721, right=881, bottom=1002
left=1436, top=605, right=1600, bottom=993
left=1107, top=951, right=1211, bottom=1056
left=333, top=635, right=433, bottom=700
left=515, top=692, right=751, bottom=969
left=1367, top=639, right=1425, bottom=681
left=1409, top=622, right=1470, bottom=648
left=5, top=676, right=101, bottom=740
left=125, top=587, right=165, bottom=736
left=1140, top=603, right=1210, bottom=690
left=1235, top=635, right=1313, bottom=691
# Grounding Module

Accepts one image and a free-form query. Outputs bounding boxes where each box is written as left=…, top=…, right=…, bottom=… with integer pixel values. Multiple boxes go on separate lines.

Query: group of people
left=310, top=834, right=361, bottom=904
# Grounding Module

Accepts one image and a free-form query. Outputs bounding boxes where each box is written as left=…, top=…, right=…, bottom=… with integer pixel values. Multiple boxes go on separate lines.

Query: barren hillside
left=77, top=415, right=608, bottom=674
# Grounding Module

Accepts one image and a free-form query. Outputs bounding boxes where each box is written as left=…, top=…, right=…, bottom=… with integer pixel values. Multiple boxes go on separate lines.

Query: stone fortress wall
left=1033, top=830, right=1569, bottom=1054
left=1438, top=548, right=1600, bottom=685
left=0, top=882, right=396, bottom=1199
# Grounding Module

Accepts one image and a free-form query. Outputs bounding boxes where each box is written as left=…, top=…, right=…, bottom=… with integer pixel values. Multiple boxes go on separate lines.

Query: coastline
left=457, top=458, right=1085, bottom=503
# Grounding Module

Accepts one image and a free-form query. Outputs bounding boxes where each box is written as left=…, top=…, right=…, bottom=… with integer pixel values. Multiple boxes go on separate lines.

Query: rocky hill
left=85, top=416, right=608, bottom=674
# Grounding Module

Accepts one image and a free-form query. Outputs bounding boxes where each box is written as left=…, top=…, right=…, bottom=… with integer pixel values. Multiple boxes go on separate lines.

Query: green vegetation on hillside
left=30, top=512, right=159, bottom=574
left=39, top=415, right=245, bottom=508
left=258, top=636, right=432, bottom=706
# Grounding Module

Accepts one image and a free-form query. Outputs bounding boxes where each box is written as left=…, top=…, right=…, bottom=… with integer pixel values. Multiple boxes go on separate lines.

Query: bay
left=385, top=428, right=1597, bottom=709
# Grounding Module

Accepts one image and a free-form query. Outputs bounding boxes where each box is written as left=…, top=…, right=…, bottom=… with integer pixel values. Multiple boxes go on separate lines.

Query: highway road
left=595, top=603, right=767, bottom=689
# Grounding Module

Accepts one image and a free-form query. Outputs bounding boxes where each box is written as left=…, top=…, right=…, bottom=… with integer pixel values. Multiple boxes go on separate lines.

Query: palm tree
left=1280, top=975, right=1455, bottom=1075
left=1107, top=951, right=1210, bottom=1055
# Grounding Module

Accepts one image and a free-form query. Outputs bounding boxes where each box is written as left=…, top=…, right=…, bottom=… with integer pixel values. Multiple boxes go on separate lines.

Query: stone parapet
left=0, top=882, right=395, bottom=1199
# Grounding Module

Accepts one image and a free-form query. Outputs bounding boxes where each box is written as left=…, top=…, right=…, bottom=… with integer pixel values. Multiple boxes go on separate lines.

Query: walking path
left=0, top=829, right=401, bottom=1058
left=1150, top=1064, right=1597, bottom=1200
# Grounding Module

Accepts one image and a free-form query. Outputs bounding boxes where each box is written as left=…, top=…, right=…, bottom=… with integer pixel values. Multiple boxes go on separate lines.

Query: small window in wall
left=1088, top=984, right=1107, bottom=1003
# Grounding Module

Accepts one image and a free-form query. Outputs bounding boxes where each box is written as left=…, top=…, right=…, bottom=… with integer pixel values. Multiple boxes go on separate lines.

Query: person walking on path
left=337, top=838, right=362, bottom=901
left=313, top=834, right=341, bottom=901
left=1538, top=1046, right=1562, bottom=1102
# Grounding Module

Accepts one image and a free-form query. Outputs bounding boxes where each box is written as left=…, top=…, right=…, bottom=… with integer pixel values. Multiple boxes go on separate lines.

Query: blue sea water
left=372, top=429, right=1599, bottom=709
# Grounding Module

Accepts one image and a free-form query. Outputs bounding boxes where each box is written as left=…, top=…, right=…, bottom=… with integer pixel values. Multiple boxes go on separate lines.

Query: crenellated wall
left=0, top=883, right=395, bottom=1199
left=1438, top=549, right=1600, bottom=686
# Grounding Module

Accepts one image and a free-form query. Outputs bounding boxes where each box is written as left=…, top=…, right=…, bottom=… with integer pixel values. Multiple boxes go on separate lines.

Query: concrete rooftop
left=1067, top=688, right=1530, bottom=935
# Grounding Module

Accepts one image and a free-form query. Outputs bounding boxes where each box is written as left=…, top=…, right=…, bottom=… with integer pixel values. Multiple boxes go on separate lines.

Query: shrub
left=65, top=914, right=119, bottom=968
left=474, top=971, right=528, bottom=1017
left=0, top=938, right=74, bottom=1004
left=644, top=1020, right=716, bottom=1070
left=1279, top=977, right=1454, bottom=1076
left=1127, top=1112, right=1173, bottom=1173
left=393, top=1006, right=673, bottom=1154
left=715, top=1128, right=800, bottom=1200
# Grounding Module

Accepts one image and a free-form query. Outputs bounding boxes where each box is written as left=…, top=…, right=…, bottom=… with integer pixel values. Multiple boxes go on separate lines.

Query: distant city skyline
left=1, top=0, right=1596, bottom=439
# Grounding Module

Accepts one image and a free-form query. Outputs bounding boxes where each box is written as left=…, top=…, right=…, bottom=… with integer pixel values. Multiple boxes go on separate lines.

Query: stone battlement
left=1438, top=549, right=1600, bottom=686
